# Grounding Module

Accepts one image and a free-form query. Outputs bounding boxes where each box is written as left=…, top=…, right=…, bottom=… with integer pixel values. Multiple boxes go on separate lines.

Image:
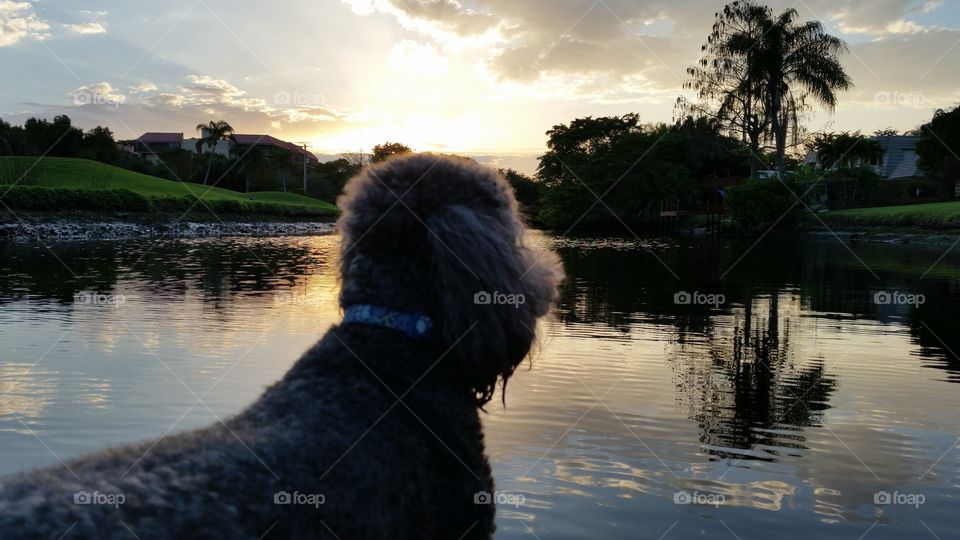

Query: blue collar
left=342, top=304, right=434, bottom=340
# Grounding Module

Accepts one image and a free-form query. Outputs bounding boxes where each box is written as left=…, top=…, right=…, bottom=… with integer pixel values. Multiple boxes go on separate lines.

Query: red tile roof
left=137, top=132, right=183, bottom=144
left=233, top=134, right=317, bottom=161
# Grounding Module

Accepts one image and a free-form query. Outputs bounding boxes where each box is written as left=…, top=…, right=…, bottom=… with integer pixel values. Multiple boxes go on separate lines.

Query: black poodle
left=0, top=154, right=563, bottom=539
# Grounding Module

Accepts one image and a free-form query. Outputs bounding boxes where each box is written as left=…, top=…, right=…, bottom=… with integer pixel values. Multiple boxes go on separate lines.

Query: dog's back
left=0, top=324, right=494, bottom=539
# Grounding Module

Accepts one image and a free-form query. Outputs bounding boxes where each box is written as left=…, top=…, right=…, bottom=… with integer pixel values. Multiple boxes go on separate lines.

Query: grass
left=822, top=201, right=960, bottom=229
left=0, top=157, right=338, bottom=216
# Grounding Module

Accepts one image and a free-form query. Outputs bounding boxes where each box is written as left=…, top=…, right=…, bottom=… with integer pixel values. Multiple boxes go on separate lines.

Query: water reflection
left=674, top=294, right=837, bottom=462
left=1, top=233, right=960, bottom=539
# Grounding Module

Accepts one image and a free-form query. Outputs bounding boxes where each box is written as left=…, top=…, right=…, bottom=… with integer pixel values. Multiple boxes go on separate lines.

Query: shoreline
left=801, top=228, right=960, bottom=246
left=0, top=219, right=336, bottom=242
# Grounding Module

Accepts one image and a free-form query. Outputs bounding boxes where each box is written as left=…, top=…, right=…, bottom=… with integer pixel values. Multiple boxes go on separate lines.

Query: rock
left=0, top=221, right=336, bottom=243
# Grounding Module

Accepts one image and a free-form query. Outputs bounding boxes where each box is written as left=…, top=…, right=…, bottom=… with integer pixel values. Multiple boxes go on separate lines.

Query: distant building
left=805, top=135, right=923, bottom=180
left=872, top=135, right=922, bottom=180
left=134, top=131, right=318, bottom=165
left=232, top=134, right=318, bottom=165
left=133, top=132, right=184, bottom=162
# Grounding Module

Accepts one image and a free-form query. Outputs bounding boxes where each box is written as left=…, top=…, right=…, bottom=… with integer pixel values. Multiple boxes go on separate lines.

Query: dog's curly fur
left=0, top=154, right=563, bottom=539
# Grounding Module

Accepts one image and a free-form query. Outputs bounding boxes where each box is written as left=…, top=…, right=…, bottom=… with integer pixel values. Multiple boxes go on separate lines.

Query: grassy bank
left=820, top=201, right=960, bottom=229
left=0, top=157, right=338, bottom=219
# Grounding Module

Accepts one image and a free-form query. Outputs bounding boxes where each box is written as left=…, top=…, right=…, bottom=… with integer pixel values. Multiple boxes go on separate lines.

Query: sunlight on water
left=1, top=233, right=958, bottom=539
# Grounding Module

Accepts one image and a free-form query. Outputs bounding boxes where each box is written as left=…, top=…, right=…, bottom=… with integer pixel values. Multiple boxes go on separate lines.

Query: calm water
left=1, top=233, right=959, bottom=539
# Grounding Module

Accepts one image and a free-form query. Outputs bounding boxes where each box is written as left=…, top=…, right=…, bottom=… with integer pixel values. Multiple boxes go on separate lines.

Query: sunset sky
left=2, top=0, right=959, bottom=171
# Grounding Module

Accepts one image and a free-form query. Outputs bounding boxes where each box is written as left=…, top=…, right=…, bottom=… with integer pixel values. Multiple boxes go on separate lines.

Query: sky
left=2, top=0, right=959, bottom=172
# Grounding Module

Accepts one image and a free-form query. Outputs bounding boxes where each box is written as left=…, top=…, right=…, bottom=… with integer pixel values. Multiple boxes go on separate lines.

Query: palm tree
left=812, top=132, right=883, bottom=171
left=195, top=120, right=235, bottom=185
left=750, top=9, right=852, bottom=178
left=682, top=0, right=774, bottom=178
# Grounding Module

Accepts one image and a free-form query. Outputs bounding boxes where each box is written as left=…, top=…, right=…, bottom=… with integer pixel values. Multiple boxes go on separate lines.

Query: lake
left=1, top=232, right=958, bottom=539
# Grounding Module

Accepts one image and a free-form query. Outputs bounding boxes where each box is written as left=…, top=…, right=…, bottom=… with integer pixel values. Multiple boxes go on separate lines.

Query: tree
left=680, top=0, right=772, bottom=178
left=371, top=142, right=412, bottom=163
left=79, top=126, right=120, bottom=164
left=751, top=6, right=852, bottom=178
left=234, top=146, right=271, bottom=193
left=682, top=1, right=851, bottom=179
left=536, top=114, right=699, bottom=228
left=809, top=131, right=883, bottom=171
left=341, top=151, right=370, bottom=169
left=22, top=115, right=83, bottom=157
left=195, top=120, right=235, bottom=185
left=874, top=128, right=901, bottom=137
left=916, top=105, right=960, bottom=198
left=316, top=158, right=360, bottom=202
left=808, top=131, right=884, bottom=207
left=500, top=169, right=542, bottom=218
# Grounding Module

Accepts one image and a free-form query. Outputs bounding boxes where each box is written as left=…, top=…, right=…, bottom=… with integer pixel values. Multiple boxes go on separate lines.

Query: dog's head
left=337, top=153, right=563, bottom=405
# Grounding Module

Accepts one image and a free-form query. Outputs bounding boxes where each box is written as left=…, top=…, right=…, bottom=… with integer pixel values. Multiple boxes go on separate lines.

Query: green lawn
left=823, top=201, right=960, bottom=228
left=2, top=157, right=338, bottom=214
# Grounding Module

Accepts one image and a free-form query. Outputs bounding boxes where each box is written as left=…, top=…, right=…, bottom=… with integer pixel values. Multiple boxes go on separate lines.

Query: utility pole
left=294, top=142, right=310, bottom=195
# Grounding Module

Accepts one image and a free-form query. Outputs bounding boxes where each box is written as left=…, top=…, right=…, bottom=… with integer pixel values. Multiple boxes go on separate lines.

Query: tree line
left=0, top=113, right=416, bottom=203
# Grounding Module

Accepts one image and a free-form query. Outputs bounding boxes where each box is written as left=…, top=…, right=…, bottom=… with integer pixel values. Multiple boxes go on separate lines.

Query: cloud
left=144, top=93, right=186, bottom=108
left=347, top=0, right=957, bottom=107
left=842, top=28, right=960, bottom=108
left=389, top=39, right=447, bottom=71
left=344, top=0, right=496, bottom=37
left=135, top=75, right=346, bottom=126
left=67, top=82, right=126, bottom=108
left=129, top=82, right=158, bottom=94
left=0, top=0, right=50, bottom=46
left=66, top=21, right=106, bottom=35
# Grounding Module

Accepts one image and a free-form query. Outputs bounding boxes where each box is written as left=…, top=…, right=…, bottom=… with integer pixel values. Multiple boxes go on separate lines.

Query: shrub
left=0, top=185, right=334, bottom=218
left=0, top=185, right=150, bottom=212
left=725, top=179, right=801, bottom=230
left=823, top=167, right=883, bottom=209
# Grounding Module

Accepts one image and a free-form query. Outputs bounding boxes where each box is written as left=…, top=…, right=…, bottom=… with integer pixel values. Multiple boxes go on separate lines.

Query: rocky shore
left=0, top=220, right=336, bottom=242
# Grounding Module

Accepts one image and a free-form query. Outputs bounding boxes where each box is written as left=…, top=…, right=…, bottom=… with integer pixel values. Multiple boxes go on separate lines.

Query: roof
left=137, top=132, right=183, bottom=144
left=232, top=134, right=318, bottom=161
left=873, top=135, right=922, bottom=179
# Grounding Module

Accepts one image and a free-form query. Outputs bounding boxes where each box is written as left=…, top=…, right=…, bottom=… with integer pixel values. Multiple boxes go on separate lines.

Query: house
left=231, top=134, right=318, bottom=165
left=872, top=135, right=922, bottom=180
left=133, top=132, right=184, bottom=162
left=135, top=131, right=318, bottom=165
left=805, top=135, right=923, bottom=180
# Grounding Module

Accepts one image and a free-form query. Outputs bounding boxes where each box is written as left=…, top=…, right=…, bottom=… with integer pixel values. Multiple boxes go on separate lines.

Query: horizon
left=2, top=0, right=959, bottom=173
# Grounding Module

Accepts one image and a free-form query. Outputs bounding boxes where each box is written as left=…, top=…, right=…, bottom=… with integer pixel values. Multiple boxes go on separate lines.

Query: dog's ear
left=426, top=202, right=562, bottom=406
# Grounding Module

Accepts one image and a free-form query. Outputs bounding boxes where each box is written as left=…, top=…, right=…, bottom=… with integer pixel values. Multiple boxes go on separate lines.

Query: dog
left=0, top=154, right=563, bottom=539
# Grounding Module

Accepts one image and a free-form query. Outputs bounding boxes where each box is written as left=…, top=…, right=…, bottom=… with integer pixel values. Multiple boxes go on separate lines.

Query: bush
left=0, top=185, right=334, bottom=218
left=725, top=179, right=801, bottom=230
left=0, top=185, right=151, bottom=212
left=823, top=167, right=883, bottom=209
